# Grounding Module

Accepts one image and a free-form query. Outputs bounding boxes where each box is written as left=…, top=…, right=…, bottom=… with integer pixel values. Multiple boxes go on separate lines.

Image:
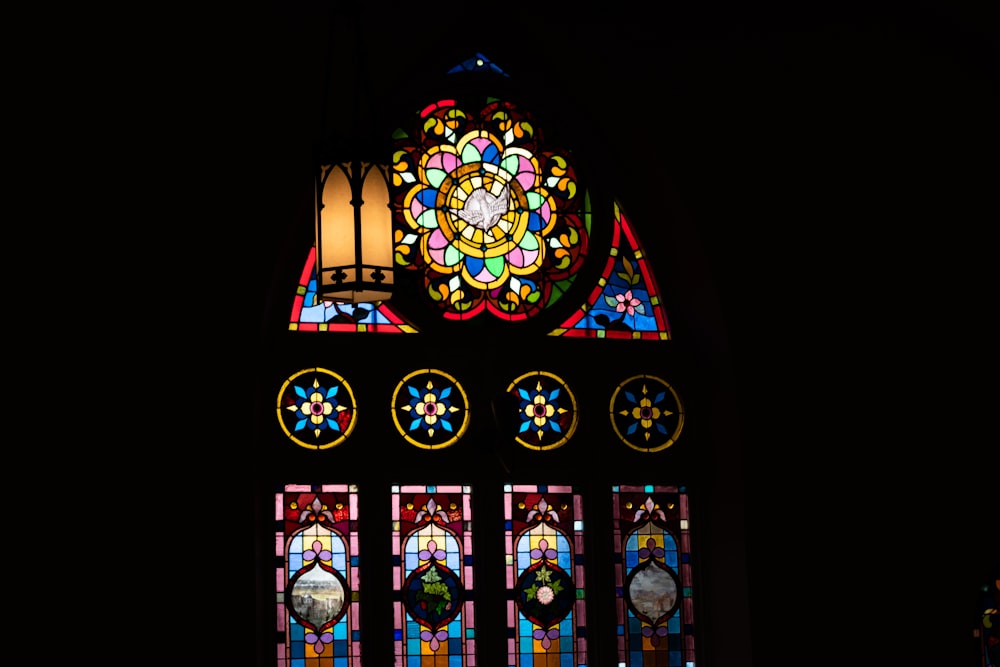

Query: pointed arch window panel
left=505, top=484, right=588, bottom=666
left=392, top=485, right=476, bottom=666
left=289, top=246, right=418, bottom=333
left=612, top=485, right=695, bottom=667
left=276, top=484, right=361, bottom=667
left=550, top=202, right=671, bottom=340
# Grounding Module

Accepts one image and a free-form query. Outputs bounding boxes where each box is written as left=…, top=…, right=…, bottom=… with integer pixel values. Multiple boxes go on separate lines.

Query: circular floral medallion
left=391, top=99, right=589, bottom=320
left=506, top=371, right=578, bottom=450
left=277, top=368, right=357, bottom=450
left=514, top=545, right=576, bottom=633
left=391, top=369, right=470, bottom=450
left=609, top=375, right=684, bottom=452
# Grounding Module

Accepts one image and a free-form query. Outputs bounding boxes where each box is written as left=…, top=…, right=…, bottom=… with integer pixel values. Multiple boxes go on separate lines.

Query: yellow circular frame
left=277, top=368, right=357, bottom=450
left=506, top=370, right=579, bottom=451
left=609, top=374, right=685, bottom=453
left=390, top=368, right=470, bottom=450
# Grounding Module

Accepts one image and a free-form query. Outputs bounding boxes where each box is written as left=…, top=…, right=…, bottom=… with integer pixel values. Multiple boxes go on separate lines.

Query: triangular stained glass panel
left=447, top=52, right=509, bottom=76
left=289, top=246, right=419, bottom=333
left=549, top=202, right=671, bottom=340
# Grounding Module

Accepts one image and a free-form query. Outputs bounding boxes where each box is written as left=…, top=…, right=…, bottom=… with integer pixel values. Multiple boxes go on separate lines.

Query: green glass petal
left=518, top=232, right=540, bottom=251
left=460, top=143, right=483, bottom=165
left=484, top=255, right=505, bottom=277
left=525, top=192, right=545, bottom=210
left=427, top=168, right=447, bottom=188
left=416, top=209, right=439, bottom=229
left=500, top=155, right=520, bottom=178
left=444, top=245, right=464, bottom=267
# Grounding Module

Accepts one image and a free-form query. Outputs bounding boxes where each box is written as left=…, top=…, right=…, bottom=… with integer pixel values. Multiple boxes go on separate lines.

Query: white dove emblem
left=449, top=184, right=510, bottom=232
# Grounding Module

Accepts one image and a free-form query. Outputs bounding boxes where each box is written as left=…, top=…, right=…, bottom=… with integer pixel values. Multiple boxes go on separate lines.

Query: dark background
left=120, top=2, right=997, bottom=665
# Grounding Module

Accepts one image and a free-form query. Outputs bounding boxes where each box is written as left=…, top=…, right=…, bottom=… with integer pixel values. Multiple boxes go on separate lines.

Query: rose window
left=392, top=99, right=589, bottom=320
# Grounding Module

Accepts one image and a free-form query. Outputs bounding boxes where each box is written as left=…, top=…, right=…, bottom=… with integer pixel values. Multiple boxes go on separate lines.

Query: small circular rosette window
left=610, top=375, right=685, bottom=452
left=277, top=368, right=357, bottom=450
left=507, top=371, right=579, bottom=450
left=391, top=369, right=470, bottom=449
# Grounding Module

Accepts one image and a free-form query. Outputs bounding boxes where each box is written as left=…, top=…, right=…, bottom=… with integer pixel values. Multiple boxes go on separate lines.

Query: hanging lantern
left=315, top=158, right=394, bottom=303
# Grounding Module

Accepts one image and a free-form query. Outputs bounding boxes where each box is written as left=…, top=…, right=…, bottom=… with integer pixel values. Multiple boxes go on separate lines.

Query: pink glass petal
left=427, top=151, right=460, bottom=173
left=515, top=158, right=535, bottom=191
left=473, top=267, right=496, bottom=284
left=428, top=228, right=449, bottom=250
left=409, top=197, right=427, bottom=220
left=470, top=137, right=493, bottom=155
left=507, top=247, right=538, bottom=269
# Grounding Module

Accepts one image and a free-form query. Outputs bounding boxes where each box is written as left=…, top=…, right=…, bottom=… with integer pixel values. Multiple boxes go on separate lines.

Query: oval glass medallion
left=288, top=564, right=348, bottom=628
left=625, top=559, right=679, bottom=624
left=515, top=559, right=575, bottom=628
left=402, top=561, right=464, bottom=629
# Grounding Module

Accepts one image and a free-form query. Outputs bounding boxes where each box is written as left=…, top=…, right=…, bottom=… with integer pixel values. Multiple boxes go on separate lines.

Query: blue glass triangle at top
left=448, top=52, right=509, bottom=77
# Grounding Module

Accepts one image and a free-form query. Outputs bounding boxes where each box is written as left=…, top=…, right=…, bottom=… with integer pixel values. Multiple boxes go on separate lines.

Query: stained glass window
left=276, top=368, right=358, bottom=450
left=506, top=371, right=578, bottom=451
left=612, top=485, right=695, bottom=667
left=550, top=202, right=670, bottom=339
left=390, top=369, right=471, bottom=450
left=505, top=484, right=588, bottom=666
left=276, top=484, right=362, bottom=667
left=392, top=485, right=476, bottom=665
left=391, top=97, right=591, bottom=321
left=289, top=246, right=418, bottom=333
left=609, top=375, right=685, bottom=453
left=269, top=48, right=704, bottom=667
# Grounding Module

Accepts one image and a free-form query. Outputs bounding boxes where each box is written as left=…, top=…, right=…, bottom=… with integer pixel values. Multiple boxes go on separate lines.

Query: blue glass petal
left=624, top=391, right=637, bottom=404
left=481, top=143, right=501, bottom=165
left=439, top=387, right=452, bottom=399
left=465, top=255, right=485, bottom=276
left=410, top=418, right=424, bottom=431
left=549, top=420, right=562, bottom=433
left=656, top=423, right=668, bottom=434
left=653, top=391, right=666, bottom=404
left=293, top=385, right=308, bottom=399
left=518, top=420, right=532, bottom=433
left=626, top=422, right=638, bottom=435
left=328, top=419, right=341, bottom=432
left=294, top=419, right=307, bottom=431
left=518, top=388, right=531, bottom=401
left=526, top=211, right=544, bottom=232
left=326, top=386, right=339, bottom=398
left=417, top=188, right=439, bottom=208
left=408, top=386, right=422, bottom=398
left=441, top=420, right=453, bottom=433
left=549, top=388, right=560, bottom=400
